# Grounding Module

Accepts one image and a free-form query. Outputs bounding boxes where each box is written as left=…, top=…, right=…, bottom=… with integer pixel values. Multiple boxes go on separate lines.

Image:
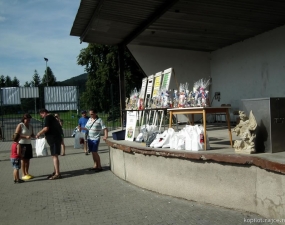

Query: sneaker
left=22, top=175, right=32, bottom=180
left=27, top=174, right=34, bottom=179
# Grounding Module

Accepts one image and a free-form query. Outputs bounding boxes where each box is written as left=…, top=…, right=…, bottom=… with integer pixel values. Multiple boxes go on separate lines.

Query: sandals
left=88, top=168, right=103, bottom=172
left=47, top=172, right=55, bottom=179
left=49, top=174, right=62, bottom=180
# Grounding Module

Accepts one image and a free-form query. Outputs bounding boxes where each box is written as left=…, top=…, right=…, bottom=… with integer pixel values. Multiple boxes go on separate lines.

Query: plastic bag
left=74, top=132, right=85, bottom=149
left=35, top=138, right=48, bottom=157
left=162, top=128, right=174, bottom=148
left=199, top=125, right=210, bottom=150
left=184, top=125, right=194, bottom=151
left=135, top=133, right=144, bottom=142
left=146, top=131, right=159, bottom=147
left=169, top=132, right=178, bottom=149
left=71, top=127, right=79, bottom=137
left=192, top=125, right=210, bottom=151
left=151, top=130, right=170, bottom=148
left=176, top=130, right=186, bottom=150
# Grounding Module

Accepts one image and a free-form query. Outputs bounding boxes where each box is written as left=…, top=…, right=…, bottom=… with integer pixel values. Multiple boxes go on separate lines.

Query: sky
left=0, top=0, right=88, bottom=86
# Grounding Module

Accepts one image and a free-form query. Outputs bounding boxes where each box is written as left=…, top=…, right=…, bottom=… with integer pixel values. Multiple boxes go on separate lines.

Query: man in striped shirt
left=81, top=109, right=108, bottom=172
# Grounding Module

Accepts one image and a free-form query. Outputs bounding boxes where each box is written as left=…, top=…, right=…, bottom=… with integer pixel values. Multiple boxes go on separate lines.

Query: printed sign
left=125, top=111, right=137, bottom=141
left=161, top=68, right=173, bottom=90
left=144, top=75, right=154, bottom=108
left=152, top=72, right=162, bottom=97
left=139, top=77, right=147, bottom=99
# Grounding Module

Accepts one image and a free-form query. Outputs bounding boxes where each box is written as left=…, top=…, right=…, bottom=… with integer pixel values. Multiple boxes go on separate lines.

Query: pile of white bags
left=149, top=129, right=172, bottom=148
left=136, top=125, right=158, bottom=142
left=149, top=125, right=210, bottom=151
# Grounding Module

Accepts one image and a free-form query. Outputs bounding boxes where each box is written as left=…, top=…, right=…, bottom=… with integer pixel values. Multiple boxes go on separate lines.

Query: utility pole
left=44, top=57, right=48, bottom=86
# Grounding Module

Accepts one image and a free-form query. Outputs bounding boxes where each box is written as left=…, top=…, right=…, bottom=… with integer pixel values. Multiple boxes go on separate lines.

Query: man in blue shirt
left=78, top=110, right=89, bottom=155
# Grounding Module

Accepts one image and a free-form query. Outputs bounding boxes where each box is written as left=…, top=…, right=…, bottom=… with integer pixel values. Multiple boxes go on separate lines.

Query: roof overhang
left=70, top=0, right=285, bottom=52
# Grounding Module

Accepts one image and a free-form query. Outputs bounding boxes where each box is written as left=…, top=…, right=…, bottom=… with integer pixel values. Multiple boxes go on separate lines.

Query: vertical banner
left=161, top=68, right=173, bottom=90
left=139, top=77, right=148, bottom=99
left=152, top=71, right=163, bottom=97
left=145, top=75, right=154, bottom=108
left=125, top=111, right=137, bottom=141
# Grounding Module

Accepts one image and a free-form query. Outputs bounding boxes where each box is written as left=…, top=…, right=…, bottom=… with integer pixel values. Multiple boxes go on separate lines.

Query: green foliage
left=5, top=76, right=12, bottom=87
left=0, top=75, right=20, bottom=87
left=42, top=66, right=57, bottom=86
left=23, top=81, right=31, bottom=87
left=32, top=70, right=41, bottom=87
left=57, top=73, right=87, bottom=95
left=12, top=77, right=20, bottom=87
left=0, top=75, right=5, bottom=87
left=77, top=44, right=145, bottom=114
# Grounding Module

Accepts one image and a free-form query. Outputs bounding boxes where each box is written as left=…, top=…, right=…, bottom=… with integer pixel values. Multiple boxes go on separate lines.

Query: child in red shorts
left=10, top=133, right=25, bottom=183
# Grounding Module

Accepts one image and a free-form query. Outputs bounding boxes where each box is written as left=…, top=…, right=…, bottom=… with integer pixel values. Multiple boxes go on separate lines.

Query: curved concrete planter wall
left=108, top=142, right=285, bottom=219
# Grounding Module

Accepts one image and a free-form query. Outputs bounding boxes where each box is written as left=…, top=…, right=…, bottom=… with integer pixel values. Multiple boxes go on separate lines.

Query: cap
left=81, top=110, right=87, bottom=114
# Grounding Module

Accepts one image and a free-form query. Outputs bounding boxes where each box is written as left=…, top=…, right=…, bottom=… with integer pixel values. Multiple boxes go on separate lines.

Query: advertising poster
left=125, top=111, right=137, bottom=141
left=161, top=68, right=172, bottom=90
left=152, top=72, right=162, bottom=97
left=139, top=77, right=147, bottom=99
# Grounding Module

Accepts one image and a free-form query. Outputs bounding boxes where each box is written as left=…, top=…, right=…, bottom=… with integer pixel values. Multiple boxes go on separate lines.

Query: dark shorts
left=20, top=144, right=33, bottom=159
left=11, top=158, right=21, bottom=169
left=87, top=139, right=100, bottom=152
left=46, top=136, right=62, bottom=156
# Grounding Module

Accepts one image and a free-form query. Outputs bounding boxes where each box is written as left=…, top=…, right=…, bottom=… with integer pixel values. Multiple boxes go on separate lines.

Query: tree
left=31, top=70, right=41, bottom=87
left=5, top=76, right=12, bottom=87
left=0, top=75, right=5, bottom=87
left=23, top=81, right=31, bottom=87
left=42, top=66, right=57, bottom=86
left=12, top=77, right=20, bottom=87
left=77, top=44, right=145, bottom=115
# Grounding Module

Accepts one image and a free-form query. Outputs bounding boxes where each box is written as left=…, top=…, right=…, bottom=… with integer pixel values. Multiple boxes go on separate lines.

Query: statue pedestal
left=241, top=98, right=285, bottom=153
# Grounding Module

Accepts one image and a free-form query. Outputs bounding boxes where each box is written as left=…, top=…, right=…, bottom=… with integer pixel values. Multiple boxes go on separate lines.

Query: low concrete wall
left=109, top=146, right=285, bottom=219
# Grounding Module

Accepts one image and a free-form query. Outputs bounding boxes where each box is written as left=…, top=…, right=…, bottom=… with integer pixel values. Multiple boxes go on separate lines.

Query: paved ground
left=0, top=138, right=274, bottom=225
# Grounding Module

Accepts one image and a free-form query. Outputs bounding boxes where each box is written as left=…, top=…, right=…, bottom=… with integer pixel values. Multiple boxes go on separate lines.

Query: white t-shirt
left=19, top=122, right=33, bottom=144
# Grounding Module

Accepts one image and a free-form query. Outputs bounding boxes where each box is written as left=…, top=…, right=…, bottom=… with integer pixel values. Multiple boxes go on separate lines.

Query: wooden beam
left=80, top=0, right=105, bottom=43
left=121, top=0, right=180, bottom=45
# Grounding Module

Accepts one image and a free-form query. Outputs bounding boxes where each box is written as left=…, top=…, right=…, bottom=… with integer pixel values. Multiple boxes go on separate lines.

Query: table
left=168, top=107, right=233, bottom=150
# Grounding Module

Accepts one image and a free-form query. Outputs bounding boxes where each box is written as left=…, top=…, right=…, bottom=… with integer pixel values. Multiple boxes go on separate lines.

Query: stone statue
left=232, top=110, right=257, bottom=154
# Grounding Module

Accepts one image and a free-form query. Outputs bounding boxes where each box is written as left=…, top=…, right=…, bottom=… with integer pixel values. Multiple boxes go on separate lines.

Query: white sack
left=35, top=138, right=48, bottom=157
left=74, top=132, right=85, bottom=149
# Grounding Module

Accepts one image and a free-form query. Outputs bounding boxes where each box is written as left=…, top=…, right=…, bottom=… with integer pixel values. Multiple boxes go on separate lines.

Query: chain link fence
left=0, top=109, right=120, bottom=142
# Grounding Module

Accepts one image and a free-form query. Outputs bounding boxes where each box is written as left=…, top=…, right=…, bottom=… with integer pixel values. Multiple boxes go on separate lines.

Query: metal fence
left=0, top=110, right=120, bottom=142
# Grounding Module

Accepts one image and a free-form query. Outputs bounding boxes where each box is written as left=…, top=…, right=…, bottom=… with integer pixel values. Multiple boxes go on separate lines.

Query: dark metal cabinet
left=241, top=98, right=285, bottom=153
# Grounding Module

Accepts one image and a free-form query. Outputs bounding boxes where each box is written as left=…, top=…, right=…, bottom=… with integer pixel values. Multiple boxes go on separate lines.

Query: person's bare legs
left=26, top=159, right=30, bottom=174
left=91, top=152, right=101, bottom=169
left=84, top=141, right=87, bottom=153
left=14, top=168, right=20, bottom=181
left=61, top=139, right=65, bottom=156
left=52, top=155, right=60, bottom=175
left=21, top=159, right=28, bottom=176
